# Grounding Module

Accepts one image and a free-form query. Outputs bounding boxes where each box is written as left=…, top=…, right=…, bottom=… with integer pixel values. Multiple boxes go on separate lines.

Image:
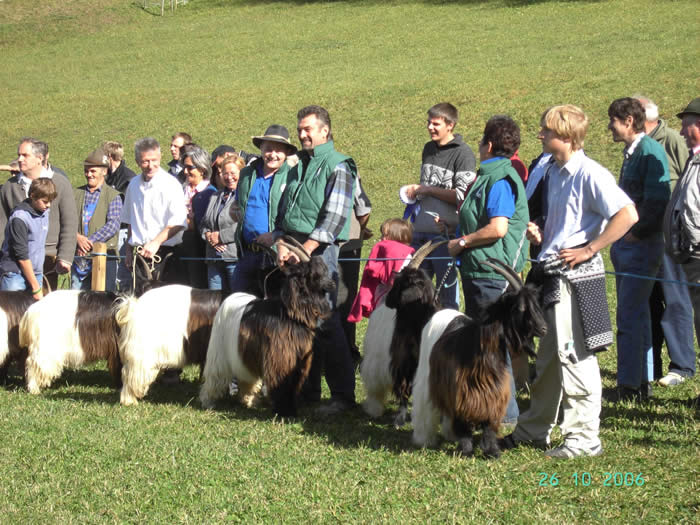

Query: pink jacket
left=347, top=240, right=415, bottom=322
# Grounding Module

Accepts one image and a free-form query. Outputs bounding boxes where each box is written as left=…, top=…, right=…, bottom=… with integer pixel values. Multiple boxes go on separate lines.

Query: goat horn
left=407, top=239, right=449, bottom=269
left=153, top=251, right=174, bottom=282
left=479, top=258, right=523, bottom=291
left=252, top=240, right=278, bottom=259
left=277, top=237, right=310, bottom=264
left=134, top=252, right=153, bottom=281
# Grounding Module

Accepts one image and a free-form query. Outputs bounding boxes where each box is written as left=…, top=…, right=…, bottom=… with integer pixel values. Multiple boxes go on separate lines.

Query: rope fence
left=82, top=247, right=700, bottom=289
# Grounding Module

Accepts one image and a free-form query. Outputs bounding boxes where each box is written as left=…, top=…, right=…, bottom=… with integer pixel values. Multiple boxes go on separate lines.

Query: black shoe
left=316, top=398, right=355, bottom=417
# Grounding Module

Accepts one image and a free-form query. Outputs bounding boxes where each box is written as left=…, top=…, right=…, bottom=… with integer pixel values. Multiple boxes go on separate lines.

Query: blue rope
left=83, top=253, right=700, bottom=287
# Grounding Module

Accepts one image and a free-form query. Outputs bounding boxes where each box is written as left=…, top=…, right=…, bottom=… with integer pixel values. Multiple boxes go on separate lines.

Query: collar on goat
left=479, top=258, right=522, bottom=291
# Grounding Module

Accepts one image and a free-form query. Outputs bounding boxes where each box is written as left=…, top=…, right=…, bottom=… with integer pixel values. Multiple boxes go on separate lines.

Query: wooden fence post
left=91, top=242, right=107, bottom=291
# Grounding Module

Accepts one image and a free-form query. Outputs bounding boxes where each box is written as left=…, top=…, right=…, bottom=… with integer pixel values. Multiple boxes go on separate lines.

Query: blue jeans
left=70, top=258, right=118, bottom=292
left=411, top=231, right=460, bottom=310
left=461, top=276, right=519, bottom=423
left=230, top=250, right=275, bottom=296
left=0, top=271, right=43, bottom=292
left=611, top=236, right=664, bottom=389
left=659, top=253, right=696, bottom=377
left=207, top=262, right=237, bottom=293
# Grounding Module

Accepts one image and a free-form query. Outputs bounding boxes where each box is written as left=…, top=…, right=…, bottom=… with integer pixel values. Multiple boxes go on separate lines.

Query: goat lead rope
left=263, top=266, right=280, bottom=300
left=434, top=260, right=456, bottom=306
left=132, top=246, right=162, bottom=291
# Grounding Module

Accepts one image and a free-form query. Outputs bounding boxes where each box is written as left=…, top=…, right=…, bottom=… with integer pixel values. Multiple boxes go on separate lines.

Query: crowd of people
left=1, top=97, right=698, bottom=459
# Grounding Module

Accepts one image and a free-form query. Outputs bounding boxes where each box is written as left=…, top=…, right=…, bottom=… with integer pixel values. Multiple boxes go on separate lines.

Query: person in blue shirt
left=230, top=125, right=297, bottom=295
left=448, top=115, right=530, bottom=425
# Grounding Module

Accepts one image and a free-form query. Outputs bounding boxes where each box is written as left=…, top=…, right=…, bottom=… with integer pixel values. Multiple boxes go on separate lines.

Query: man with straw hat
left=230, top=124, right=297, bottom=294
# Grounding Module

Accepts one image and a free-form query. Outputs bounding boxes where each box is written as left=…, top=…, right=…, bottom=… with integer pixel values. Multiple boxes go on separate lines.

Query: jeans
left=658, top=254, right=696, bottom=377
left=681, top=257, right=700, bottom=366
left=207, top=262, right=237, bottom=293
left=610, top=235, right=664, bottom=389
left=70, top=258, right=118, bottom=292
left=411, top=231, right=460, bottom=310
left=461, top=276, right=519, bottom=423
left=0, top=271, right=43, bottom=292
left=230, top=250, right=275, bottom=296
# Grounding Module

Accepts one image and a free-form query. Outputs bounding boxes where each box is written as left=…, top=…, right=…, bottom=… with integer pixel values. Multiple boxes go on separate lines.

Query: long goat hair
left=117, top=284, right=224, bottom=405
left=412, top=258, right=547, bottom=458
left=0, top=291, right=37, bottom=383
left=200, top=238, right=334, bottom=417
left=360, top=240, right=445, bottom=426
left=22, top=290, right=126, bottom=394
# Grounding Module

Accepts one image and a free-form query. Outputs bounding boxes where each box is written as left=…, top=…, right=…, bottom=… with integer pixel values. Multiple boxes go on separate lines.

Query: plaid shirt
left=83, top=186, right=123, bottom=243
left=308, top=160, right=354, bottom=244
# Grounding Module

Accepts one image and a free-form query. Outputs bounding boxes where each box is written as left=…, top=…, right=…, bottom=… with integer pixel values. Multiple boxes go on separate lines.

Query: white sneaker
left=659, top=372, right=686, bottom=387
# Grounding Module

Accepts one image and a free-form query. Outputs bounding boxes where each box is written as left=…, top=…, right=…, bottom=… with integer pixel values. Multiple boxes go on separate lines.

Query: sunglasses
left=184, top=164, right=200, bottom=172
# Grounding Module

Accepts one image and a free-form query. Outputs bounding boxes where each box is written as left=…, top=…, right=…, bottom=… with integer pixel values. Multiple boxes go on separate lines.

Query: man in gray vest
left=276, top=105, right=357, bottom=416
left=72, top=148, right=123, bottom=291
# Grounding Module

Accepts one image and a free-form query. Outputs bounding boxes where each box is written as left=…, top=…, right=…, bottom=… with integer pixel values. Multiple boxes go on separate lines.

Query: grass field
left=0, top=0, right=698, bottom=523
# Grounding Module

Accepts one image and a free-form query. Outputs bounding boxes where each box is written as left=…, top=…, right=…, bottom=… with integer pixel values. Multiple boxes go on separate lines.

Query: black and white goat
left=117, top=284, right=224, bottom=405
left=200, top=237, right=334, bottom=417
left=412, top=259, right=547, bottom=458
left=0, top=291, right=37, bottom=383
left=21, top=290, right=127, bottom=394
left=360, top=241, right=447, bottom=426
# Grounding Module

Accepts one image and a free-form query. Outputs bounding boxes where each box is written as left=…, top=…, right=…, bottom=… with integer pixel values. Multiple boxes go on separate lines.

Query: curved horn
left=479, top=258, right=522, bottom=291
left=278, top=236, right=310, bottom=263
left=152, top=251, right=174, bottom=282
left=134, top=252, right=153, bottom=281
left=407, top=239, right=449, bottom=269
left=252, top=240, right=278, bottom=259
left=42, top=274, right=52, bottom=294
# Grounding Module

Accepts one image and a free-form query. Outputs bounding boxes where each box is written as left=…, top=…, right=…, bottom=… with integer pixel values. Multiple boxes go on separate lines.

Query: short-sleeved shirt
left=121, top=168, right=188, bottom=247
left=538, top=149, right=632, bottom=260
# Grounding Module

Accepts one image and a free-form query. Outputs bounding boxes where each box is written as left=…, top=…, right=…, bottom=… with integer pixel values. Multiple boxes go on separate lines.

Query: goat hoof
left=458, top=438, right=474, bottom=457
left=393, top=414, right=407, bottom=428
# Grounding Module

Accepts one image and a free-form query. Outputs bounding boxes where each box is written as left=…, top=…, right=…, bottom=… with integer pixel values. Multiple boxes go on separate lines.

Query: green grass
left=0, top=0, right=698, bottom=523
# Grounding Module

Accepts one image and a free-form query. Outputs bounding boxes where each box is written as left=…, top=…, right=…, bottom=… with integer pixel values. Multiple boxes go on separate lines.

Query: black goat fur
left=239, top=256, right=335, bottom=417
left=385, top=267, right=439, bottom=416
left=429, top=282, right=547, bottom=458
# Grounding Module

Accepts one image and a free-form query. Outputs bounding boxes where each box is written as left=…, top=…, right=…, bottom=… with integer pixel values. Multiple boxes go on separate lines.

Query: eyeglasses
left=184, top=164, right=199, bottom=172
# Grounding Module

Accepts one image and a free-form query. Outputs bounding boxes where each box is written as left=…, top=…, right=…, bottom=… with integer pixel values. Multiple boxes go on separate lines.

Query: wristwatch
left=459, top=236, right=468, bottom=248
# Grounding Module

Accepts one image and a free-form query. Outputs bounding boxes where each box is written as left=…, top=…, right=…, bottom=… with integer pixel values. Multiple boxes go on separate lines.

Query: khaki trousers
left=513, top=278, right=602, bottom=450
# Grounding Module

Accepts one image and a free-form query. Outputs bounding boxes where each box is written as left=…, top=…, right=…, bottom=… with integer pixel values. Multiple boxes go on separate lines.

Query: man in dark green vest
left=276, top=105, right=357, bottom=416
left=72, top=148, right=123, bottom=291
left=447, top=115, right=529, bottom=426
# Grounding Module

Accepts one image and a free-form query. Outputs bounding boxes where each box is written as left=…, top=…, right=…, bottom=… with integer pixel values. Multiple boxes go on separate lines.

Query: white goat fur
left=411, top=309, right=465, bottom=447
left=359, top=298, right=397, bottom=418
left=0, top=307, right=10, bottom=368
left=118, top=284, right=196, bottom=405
left=199, top=292, right=258, bottom=408
left=21, top=291, right=118, bottom=394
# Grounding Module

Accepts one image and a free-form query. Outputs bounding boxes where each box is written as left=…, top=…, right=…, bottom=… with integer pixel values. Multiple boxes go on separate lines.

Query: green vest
left=458, top=158, right=529, bottom=280
left=74, top=183, right=121, bottom=253
left=236, top=158, right=293, bottom=244
left=280, top=141, right=357, bottom=242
